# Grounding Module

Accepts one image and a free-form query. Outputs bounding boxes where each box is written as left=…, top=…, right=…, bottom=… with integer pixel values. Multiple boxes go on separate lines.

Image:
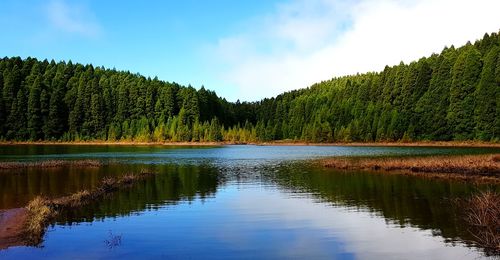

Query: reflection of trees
left=268, top=164, right=498, bottom=247
left=0, top=167, right=105, bottom=209
left=57, top=164, right=220, bottom=224
left=6, top=159, right=496, bottom=253
left=0, top=163, right=220, bottom=210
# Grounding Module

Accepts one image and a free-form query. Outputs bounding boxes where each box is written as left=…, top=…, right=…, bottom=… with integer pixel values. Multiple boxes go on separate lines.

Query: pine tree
left=45, top=86, right=65, bottom=139
left=115, top=80, right=129, bottom=122
left=27, top=76, right=43, bottom=140
left=7, top=89, right=28, bottom=139
left=0, top=72, right=4, bottom=136
left=495, top=48, right=500, bottom=140
left=415, top=51, right=454, bottom=140
left=90, top=93, right=104, bottom=137
left=3, top=65, right=21, bottom=117
left=474, top=46, right=499, bottom=140
left=447, top=45, right=482, bottom=140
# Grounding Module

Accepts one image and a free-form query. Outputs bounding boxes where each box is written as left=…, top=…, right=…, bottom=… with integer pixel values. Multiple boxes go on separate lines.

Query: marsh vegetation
left=323, top=154, right=500, bottom=182
left=2, top=170, right=156, bottom=247
left=0, top=159, right=102, bottom=170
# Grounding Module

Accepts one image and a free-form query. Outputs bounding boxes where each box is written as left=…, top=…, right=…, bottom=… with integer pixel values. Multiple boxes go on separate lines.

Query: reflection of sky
left=1, top=184, right=487, bottom=260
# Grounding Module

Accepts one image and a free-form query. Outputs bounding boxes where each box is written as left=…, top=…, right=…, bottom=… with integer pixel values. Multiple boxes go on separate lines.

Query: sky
left=1, top=0, right=499, bottom=101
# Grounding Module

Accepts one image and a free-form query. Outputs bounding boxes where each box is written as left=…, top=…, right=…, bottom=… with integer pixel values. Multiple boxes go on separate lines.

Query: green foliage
left=447, top=44, right=482, bottom=140
left=1, top=31, right=500, bottom=142
left=474, top=46, right=499, bottom=140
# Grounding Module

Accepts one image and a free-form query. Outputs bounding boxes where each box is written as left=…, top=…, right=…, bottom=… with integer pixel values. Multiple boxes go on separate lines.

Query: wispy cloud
left=206, top=0, right=500, bottom=101
left=45, top=0, right=101, bottom=38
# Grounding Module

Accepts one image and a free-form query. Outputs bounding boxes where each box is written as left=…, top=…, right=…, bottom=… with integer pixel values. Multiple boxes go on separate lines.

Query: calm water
left=0, top=145, right=499, bottom=259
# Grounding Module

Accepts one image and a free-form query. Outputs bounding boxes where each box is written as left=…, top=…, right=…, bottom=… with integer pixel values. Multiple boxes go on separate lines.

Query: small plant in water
left=104, top=230, right=122, bottom=249
left=463, top=190, right=500, bottom=255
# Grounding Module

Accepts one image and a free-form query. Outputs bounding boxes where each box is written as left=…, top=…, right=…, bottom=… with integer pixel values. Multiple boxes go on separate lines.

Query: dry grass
left=323, top=154, right=500, bottom=183
left=22, top=170, right=155, bottom=245
left=461, top=191, right=500, bottom=255
left=24, top=197, right=56, bottom=245
left=0, top=159, right=102, bottom=170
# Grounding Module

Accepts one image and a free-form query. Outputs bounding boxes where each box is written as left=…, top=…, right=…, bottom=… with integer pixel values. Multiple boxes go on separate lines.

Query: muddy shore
left=0, top=208, right=28, bottom=250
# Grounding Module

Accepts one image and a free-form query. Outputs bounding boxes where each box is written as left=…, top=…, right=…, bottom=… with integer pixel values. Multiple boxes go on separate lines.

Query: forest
left=0, top=31, right=499, bottom=143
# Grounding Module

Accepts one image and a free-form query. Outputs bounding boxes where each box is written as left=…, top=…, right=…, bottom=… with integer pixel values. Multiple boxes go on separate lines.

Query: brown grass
left=22, top=170, right=155, bottom=246
left=0, top=159, right=102, bottom=170
left=322, top=154, right=500, bottom=183
left=460, top=191, right=500, bottom=255
left=24, top=197, right=56, bottom=245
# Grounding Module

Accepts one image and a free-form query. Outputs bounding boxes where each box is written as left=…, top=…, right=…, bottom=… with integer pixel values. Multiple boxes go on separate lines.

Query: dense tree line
left=0, top=31, right=499, bottom=142
left=249, top=31, right=500, bottom=142
left=0, top=57, right=253, bottom=142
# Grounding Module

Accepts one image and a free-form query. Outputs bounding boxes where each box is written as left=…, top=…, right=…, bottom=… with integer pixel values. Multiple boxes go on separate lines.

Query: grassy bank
left=322, top=154, right=500, bottom=183
left=0, top=160, right=102, bottom=170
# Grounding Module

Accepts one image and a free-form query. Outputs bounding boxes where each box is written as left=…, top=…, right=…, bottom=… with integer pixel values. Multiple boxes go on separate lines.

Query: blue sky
left=1, top=0, right=499, bottom=101
left=0, top=0, right=281, bottom=99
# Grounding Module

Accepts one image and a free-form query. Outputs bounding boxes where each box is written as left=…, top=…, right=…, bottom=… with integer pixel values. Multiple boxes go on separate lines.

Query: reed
left=323, top=154, right=500, bottom=182
left=461, top=191, right=500, bottom=255
left=23, top=170, right=155, bottom=245
left=0, top=159, right=102, bottom=170
left=24, top=197, right=55, bottom=245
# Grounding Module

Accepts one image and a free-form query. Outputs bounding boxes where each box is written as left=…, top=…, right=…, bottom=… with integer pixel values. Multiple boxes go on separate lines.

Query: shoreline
left=0, top=140, right=499, bottom=148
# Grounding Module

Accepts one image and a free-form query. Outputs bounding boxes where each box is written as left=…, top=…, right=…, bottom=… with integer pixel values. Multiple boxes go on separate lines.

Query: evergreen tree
left=0, top=72, right=4, bottom=136
left=45, top=85, right=65, bottom=139
left=27, top=76, right=43, bottom=140
left=495, top=48, right=500, bottom=140
left=447, top=45, right=482, bottom=140
left=474, top=46, right=499, bottom=140
left=415, top=51, right=454, bottom=140
left=6, top=89, right=28, bottom=139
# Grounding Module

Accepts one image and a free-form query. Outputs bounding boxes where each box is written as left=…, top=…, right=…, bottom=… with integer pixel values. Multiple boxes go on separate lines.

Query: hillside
left=0, top=31, right=499, bottom=142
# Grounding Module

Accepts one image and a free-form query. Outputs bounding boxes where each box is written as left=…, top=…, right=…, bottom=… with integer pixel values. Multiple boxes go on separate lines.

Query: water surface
left=0, top=145, right=498, bottom=259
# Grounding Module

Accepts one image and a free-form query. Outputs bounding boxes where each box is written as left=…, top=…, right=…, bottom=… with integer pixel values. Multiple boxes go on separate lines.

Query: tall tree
left=447, top=44, right=482, bottom=140
left=474, top=46, right=499, bottom=140
left=27, top=76, right=43, bottom=140
left=415, top=50, right=454, bottom=140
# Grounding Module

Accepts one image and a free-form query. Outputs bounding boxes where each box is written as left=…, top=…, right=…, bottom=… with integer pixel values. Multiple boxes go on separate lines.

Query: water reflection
left=0, top=145, right=498, bottom=259
left=4, top=162, right=491, bottom=257
left=57, top=164, right=220, bottom=224
left=268, top=163, right=498, bottom=247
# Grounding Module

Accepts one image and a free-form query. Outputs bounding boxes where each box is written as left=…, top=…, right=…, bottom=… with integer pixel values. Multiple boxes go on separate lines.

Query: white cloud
left=45, top=0, right=101, bottom=38
left=207, top=0, right=500, bottom=101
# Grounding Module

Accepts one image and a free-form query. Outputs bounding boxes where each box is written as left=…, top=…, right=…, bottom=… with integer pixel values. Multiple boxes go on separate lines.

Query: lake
left=0, top=145, right=499, bottom=259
